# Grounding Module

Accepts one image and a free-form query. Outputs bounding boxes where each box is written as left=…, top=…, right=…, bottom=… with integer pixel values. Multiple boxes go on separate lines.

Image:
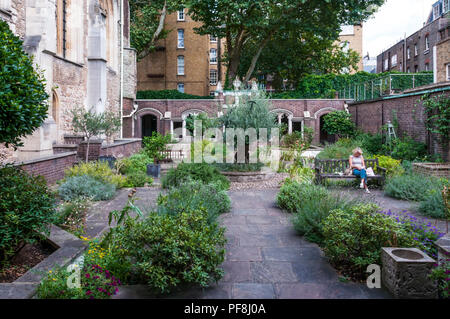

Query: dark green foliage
left=162, top=163, right=230, bottom=191
left=58, top=175, right=116, bottom=202
left=105, top=207, right=226, bottom=294
left=384, top=173, right=444, bottom=202
left=0, top=165, right=56, bottom=263
left=418, top=188, right=448, bottom=219
left=157, top=180, right=231, bottom=224
left=137, top=90, right=213, bottom=100
left=420, top=93, right=450, bottom=143
left=322, top=111, right=356, bottom=138
left=322, top=205, right=415, bottom=279
left=356, top=132, right=384, bottom=155
left=118, top=152, right=153, bottom=175
left=276, top=180, right=362, bottom=244
left=0, top=20, right=49, bottom=147
left=124, top=171, right=153, bottom=188
left=390, top=137, right=428, bottom=162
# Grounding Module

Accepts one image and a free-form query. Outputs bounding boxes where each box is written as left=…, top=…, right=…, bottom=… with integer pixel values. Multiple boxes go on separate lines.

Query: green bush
left=357, top=132, right=384, bottom=155
left=322, top=111, right=356, bottom=138
left=317, top=138, right=372, bottom=160
left=157, top=180, right=231, bottom=224
left=418, top=188, right=448, bottom=219
left=36, top=264, right=120, bottom=299
left=390, top=137, right=427, bottom=161
left=105, top=207, right=226, bottom=294
left=143, top=132, right=171, bottom=162
left=322, top=204, right=415, bottom=279
left=64, top=161, right=127, bottom=188
left=137, top=90, right=214, bottom=100
left=162, top=163, right=230, bottom=191
left=123, top=171, right=153, bottom=188
left=0, top=166, right=56, bottom=263
left=430, top=259, right=450, bottom=299
left=374, top=155, right=404, bottom=177
left=277, top=180, right=362, bottom=244
left=384, top=173, right=443, bottom=202
left=0, top=20, right=49, bottom=148
left=118, top=152, right=153, bottom=175
left=58, top=175, right=116, bottom=201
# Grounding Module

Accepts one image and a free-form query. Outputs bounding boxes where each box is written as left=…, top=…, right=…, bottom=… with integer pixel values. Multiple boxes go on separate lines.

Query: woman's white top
left=351, top=155, right=363, bottom=166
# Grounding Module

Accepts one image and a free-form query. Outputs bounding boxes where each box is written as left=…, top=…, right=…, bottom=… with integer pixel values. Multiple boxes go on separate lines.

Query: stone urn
left=381, top=247, right=438, bottom=299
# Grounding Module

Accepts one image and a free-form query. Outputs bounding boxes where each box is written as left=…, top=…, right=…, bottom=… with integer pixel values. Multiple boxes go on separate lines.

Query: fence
left=339, top=73, right=434, bottom=101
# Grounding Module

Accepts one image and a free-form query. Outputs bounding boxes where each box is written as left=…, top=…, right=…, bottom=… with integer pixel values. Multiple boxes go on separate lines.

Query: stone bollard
left=381, top=247, right=438, bottom=299
left=435, top=236, right=450, bottom=266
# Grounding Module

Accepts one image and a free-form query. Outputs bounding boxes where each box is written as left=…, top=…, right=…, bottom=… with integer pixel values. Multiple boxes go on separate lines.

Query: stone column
left=278, top=114, right=282, bottom=125
left=288, top=115, right=293, bottom=134
left=182, top=115, right=187, bottom=141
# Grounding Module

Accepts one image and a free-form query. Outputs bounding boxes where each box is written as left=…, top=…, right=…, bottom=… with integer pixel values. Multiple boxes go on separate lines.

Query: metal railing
left=339, top=73, right=434, bottom=101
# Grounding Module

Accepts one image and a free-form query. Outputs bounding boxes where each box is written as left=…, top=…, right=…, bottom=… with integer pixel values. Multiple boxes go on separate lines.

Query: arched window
left=210, top=48, right=217, bottom=64
left=177, top=56, right=185, bottom=75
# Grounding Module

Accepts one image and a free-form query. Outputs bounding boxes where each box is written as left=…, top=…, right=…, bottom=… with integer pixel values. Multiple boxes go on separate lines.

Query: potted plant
left=143, top=132, right=171, bottom=178
left=99, top=111, right=121, bottom=169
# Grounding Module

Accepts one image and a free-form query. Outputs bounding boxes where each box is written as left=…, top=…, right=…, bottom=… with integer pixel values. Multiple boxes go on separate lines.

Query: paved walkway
left=115, top=189, right=391, bottom=299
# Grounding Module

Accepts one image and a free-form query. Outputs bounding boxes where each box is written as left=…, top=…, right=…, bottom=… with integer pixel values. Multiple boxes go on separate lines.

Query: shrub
left=157, top=180, right=231, bottom=224
left=317, top=139, right=372, bottom=160
left=322, top=204, right=416, bottom=279
left=0, top=166, right=56, bottom=263
left=55, top=198, right=91, bottom=235
left=374, top=155, right=404, bottom=177
left=58, top=175, right=116, bottom=201
left=64, top=161, right=127, bottom=188
left=36, top=264, right=120, bottom=299
left=123, top=171, right=153, bottom=188
left=277, top=181, right=362, bottom=244
left=118, top=152, right=153, bottom=175
left=322, top=111, right=356, bottom=138
left=162, top=163, right=230, bottom=191
left=143, top=132, right=171, bottom=162
left=418, top=188, right=448, bottom=219
left=384, top=173, right=443, bottom=202
left=430, top=259, right=450, bottom=299
left=281, top=129, right=313, bottom=150
left=390, top=137, right=427, bottom=161
left=0, top=20, right=49, bottom=148
left=105, top=207, right=226, bottom=294
left=358, top=132, right=384, bottom=155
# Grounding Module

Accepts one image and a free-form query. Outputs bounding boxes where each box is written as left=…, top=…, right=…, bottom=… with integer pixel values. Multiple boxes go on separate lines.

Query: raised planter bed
left=221, top=167, right=276, bottom=183
left=0, top=226, right=85, bottom=299
left=413, top=163, right=450, bottom=178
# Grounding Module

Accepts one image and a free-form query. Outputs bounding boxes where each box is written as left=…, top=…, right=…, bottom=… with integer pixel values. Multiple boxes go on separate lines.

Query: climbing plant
left=420, top=93, right=450, bottom=143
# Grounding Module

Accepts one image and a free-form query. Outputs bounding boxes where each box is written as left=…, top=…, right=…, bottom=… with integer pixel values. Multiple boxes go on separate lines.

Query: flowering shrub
left=36, top=264, right=120, bottom=299
left=55, top=198, right=91, bottom=236
left=375, top=210, right=445, bottom=259
left=374, top=155, right=404, bottom=177
left=64, top=161, right=127, bottom=188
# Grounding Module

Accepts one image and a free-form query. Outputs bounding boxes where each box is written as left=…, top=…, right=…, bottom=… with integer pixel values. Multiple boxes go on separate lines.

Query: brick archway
left=135, top=108, right=164, bottom=138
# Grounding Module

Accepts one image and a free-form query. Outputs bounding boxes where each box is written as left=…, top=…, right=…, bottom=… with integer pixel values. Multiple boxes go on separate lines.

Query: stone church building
left=0, top=0, right=137, bottom=162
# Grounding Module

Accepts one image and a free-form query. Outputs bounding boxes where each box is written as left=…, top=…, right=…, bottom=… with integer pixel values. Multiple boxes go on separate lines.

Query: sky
left=364, top=0, right=437, bottom=60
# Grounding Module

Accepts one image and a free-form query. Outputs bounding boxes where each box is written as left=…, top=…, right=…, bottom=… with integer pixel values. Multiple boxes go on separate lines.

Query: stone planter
left=381, top=247, right=438, bottom=299
left=147, top=163, right=161, bottom=178
left=413, top=163, right=450, bottom=178
left=435, top=236, right=450, bottom=266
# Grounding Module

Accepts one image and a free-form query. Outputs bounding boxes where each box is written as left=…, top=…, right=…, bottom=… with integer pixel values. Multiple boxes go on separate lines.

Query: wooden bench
left=314, top=158, right=386, bottom=185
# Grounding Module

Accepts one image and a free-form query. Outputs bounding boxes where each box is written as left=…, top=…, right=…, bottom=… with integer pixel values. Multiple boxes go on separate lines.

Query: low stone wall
left=222, top=168, right=276, bottom=183
left=413, top=163, right=450, bottom=178
left=100, top=138, right=142, bottom=159
left=14, top=152, right=78, bottom=184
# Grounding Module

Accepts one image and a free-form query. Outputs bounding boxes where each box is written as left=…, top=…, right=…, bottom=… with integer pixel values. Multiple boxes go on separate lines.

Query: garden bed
left=0, top=240, right=55, bottom=283
left=413, top=163, right=450, bottom=178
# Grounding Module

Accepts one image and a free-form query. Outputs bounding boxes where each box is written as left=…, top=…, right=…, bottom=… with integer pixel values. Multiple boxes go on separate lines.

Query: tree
left=322, top=111, right=356, bottom=139
left=187, top=0, right=384, bottom=86
left=130, top=0, right=181, bottom=60
left=70, top=107, right=106, bottom=163
left=0, top=20, right=49, bottom=148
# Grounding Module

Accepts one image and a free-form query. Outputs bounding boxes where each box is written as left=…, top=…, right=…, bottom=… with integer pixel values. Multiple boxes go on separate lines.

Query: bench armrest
left=377, top=166, right=387, bottom=176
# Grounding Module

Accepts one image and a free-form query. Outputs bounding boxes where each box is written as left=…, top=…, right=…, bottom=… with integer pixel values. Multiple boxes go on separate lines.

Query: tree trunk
left=85, top=139, right=90, bottom=163
left=137, top=0, right=167, bottom=60
left=244, top=35, right=272, bottom=84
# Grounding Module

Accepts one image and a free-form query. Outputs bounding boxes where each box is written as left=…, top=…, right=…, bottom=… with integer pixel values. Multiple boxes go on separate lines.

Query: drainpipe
left=119, top=0, right=125, bottom=138
left=123, top=101, right=139, bottom=137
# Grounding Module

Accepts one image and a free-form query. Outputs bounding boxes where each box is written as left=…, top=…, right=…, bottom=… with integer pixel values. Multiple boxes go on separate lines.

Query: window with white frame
left=210, top=69, right=218, bottom=86
left=414, top=44, right=418, bottom=56
left=447, top=64, right=450, bottom=81
left=177, top=83, right=185, bottom=93
left=444, top=0, right=449, bottom=13
left=384, top=59, right=389, bottom=71
left=210, top=35, right=217, bottom=42
left=177, top=9, right=185, bottom=21
left=425, top=35, right=429, bottom=51
left=407, top=47, right=411, bottom=59
left=177, top=29, right=184, bottom=48
left=433, top=4, right=440, bottom=20
left=177, top=56, right=185, bottom=75
left=210, top=48, right=217, bottom=64
left=391, top=54, right=397, bottom=67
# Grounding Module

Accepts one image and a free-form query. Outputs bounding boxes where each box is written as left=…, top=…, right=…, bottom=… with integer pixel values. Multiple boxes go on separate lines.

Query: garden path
left=114, top=189, right=391, bottom=299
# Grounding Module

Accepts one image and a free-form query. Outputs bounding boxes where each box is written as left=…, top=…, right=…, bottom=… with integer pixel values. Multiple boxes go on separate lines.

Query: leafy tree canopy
left=0, top=20, right=49, bottom=148
left=187, top=0, right=384, bottom=85
left=322, top=110, right=356, bottom=138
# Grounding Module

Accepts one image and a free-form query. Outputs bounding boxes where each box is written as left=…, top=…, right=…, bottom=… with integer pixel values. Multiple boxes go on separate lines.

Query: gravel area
left=229, top=173, right=289, bottom=190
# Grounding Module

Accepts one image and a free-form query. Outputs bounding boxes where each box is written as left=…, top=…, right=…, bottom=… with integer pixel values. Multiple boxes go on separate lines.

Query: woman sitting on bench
left=349, top=148, right=370, bottom=194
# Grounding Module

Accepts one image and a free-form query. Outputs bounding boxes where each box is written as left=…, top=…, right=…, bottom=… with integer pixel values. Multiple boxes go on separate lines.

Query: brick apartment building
left=137, top=8, right=365, bottom=96
left=0, top=0, right=137, bottom=162
left=376, top=0, right=450, bottom=78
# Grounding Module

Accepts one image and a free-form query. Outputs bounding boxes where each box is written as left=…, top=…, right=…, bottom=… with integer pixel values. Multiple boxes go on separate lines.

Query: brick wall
left=100, top=139, right=142, bottom=159
left=132, top=99, right=347, bottom=144
left=15, top=152, right=78, bottom=184
left=349, top=85, right=450, bottom=161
